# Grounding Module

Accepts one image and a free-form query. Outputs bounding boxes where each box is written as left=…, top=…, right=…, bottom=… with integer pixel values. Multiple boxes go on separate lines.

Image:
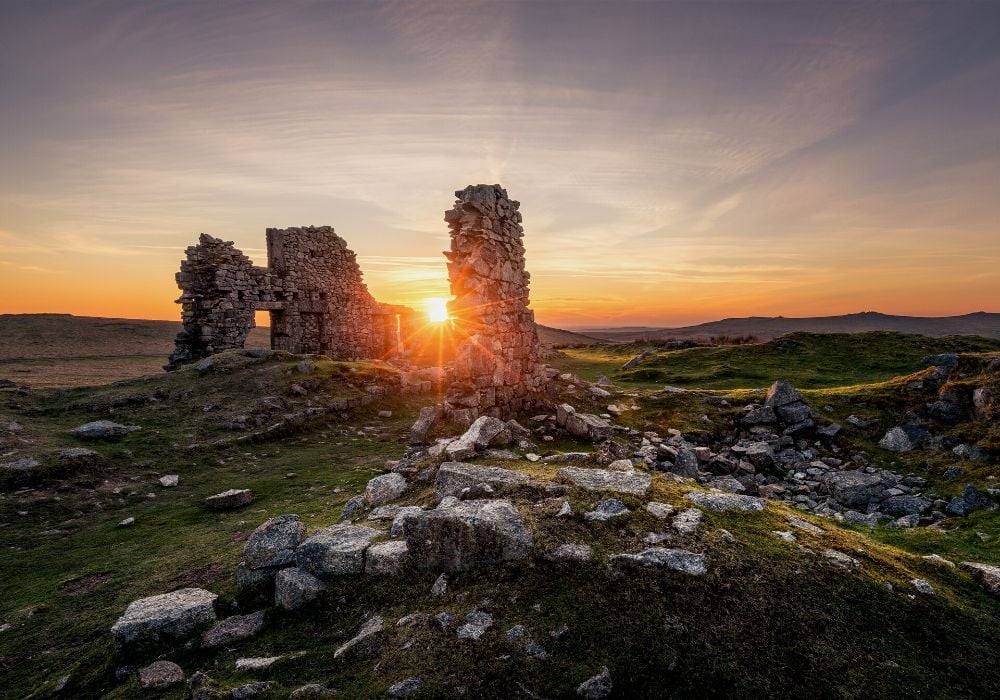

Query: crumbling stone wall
left=443, top=184, right=544, bottom=422
left=168, top=227, right=409, bottom=369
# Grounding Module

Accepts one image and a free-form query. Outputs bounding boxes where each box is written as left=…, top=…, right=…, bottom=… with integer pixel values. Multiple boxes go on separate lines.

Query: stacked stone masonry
left=168, top=227, right=412, bottom=369
left=443, top=185, right=545, bottom=422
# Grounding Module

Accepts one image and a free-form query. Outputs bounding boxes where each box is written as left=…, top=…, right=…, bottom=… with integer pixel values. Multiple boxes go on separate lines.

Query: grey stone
left=365, top=540, right=409, bottom=576
left=565, top=412, right=614, bottom=442
left=584, top=498, right=630, bottom=522
left=645, top=502, right=675, bottom=519
left=201, top=611, right=265, bottom=648
left=457, top=610, right=493, bottom=640
left=274, top=567, right=327, bottom=610
left=765, top=380, right=802, bottom=407
left=204, top=488, right=252, bottom=510
left=295, top=524, right=381, bottom=578
left=434, top=462, right=529, bottom=500
left=159, top=474, right=179, bottom=487
left=402, top=499, right=533, bottom=572
left=388, top=677, right=423, bottom=697
left=431, top=573, right=448, bottom=597
left=243, top=514, right=306, bottom=570
left=776, top=402, right=812, bottom=424
left=959, top=562, right=1000, bottom=596
left=111, top=588, right=217, bottom=651
left=289, top=684, right=336, bottom=699
left=56, top=447, right=100, bottom=466
left=409, top=406, right=438, bottom=445
left=235, top=656, right=281, bottom=672
left=685, top=492, right=765, bottom=512
left=879, top=426, right=917, bottom=452
left=73, top=420, right=140, bottom=440
left=880, top=495, right=931, bottom=517
left=139, top=660, right=184, bottom=689
left=334, top=616, right=384, bottom=658
left=672, top=508, right=703, bottom=535
left=823, top=470, right=884, bottom=509
left=364, top=472, right=407, bottom=506
left=232, top=681, right=273, bottom=698
left=822, top=549, right=860, bottom=570
left=610, top=547, right=707, bottom=575
left=742, top=406, right=776, bottom=425
left=446, top=416, right=511, bottom=459
left=577, top=666, right=613, bottom=699
left=547, top=543, right=593, bottom=562
left=340, top=494, right=365, bottom=520
left=911, top=578, right=935, bottom=595
left=557, top=466, right=651, bottom=496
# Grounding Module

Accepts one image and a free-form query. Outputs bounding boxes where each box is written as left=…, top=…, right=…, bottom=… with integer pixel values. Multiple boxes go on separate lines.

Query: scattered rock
left=584, top=498, right=630, bottom=522
left=457, top=610, right=493, bottom=640
left=910, top=578, right=935, bottom=595
left=685, top=492, right=765, bottom=512
left=288, top=683, right=336, bottom=699
left=56, top=447, right=100, bottom=467
left=275, top=568, right=328, bottom=610
left=364, top=472, right=408, bottom=506
left=388, top=677, right=423, bottom=697
left=118, top=517, right=135, bottom=528
left=402, top=499, right=533, bottom=572
left=409, top=406, right=438, bottom=445
left=672, top=508, right=703, bottom=535
left=786, top=515, right=823, bottom=534
left=244, top=514, right=307, bottom=570
left=959, top=562, right=1000, bottom=596
left=822, top=549, right=860, bottom=571
left=765, top=381, right=802, bottom=407
left=235, top=656, right=281, bottom=672
left=557, top=466, right=651, bottom=496
left=611, top=547, right=707, bottom=575
left=159, top=474, right=179, bottom=488
left=577, top=666, right=613, bottom=699
left=365, top=540, right=409, bottom=576
left=547, top=543, right=593, bottom=562
left=204, top=489, right=253, bottom=510
left=334, top=616, right=384, bottom=658
left=822, top=471, right=884, bottom=509
left=201, top=611, right=265, bottom=648
left=138, top=660, right=184, bottom=689
left=73, top=420, right=140, bottom=440
left=431, top=573, right=448, bottom=597
left=111, top=588, right=217, bottom=652
left=645, top=502, right=675, bottom=519
left=434, top=462, right=529, bottom=500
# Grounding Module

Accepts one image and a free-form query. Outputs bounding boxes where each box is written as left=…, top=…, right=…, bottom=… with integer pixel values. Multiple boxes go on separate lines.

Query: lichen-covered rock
left=584, top=499, right=629, bottom=521
left=879, top=426, right=919, bottom=452
left=565, top=412, right=614, bottom=442
left=73, top=420, right=140, bottom=440
left=557, top=466, right=651, bottom=496
left=334, top=616, right=384, bottom=658
left=880, top=495, right=931, bottom=517
left=138, top=660, right=184, bottom=689
left=764, top=381, right=802, bottom=407
left=409, top=406, right=438, bottom=445
left=364, top=473, right=408, bottom=506
left=365, top=540, right=409, bottom=576
left=685, top=492, right=765, bottom=512
left=243, top=514, right=306, bottom=570
left=610, top=547, right=707, bottom=575
left=402, top=499, right=533, bottom=571
left=434, top=462, right=529, bottom=500
left=111, top=588, right=217, bottom=652
left=546, top=543, right=593, bottom=562
left=822, top=471, right=884, bottom=509
left=295, top=524, right=381, bottom=578
left=456, top=610, right=493, bottom=640
left=577, top=666, right=613, bottom=699
left=274, top=567, right=327, bottom=610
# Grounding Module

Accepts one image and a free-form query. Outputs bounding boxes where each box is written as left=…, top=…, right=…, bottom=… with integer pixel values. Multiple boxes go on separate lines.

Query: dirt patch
left=170, top=563, right=224, bottom=587
left=60, top=572, right=112, bottom=596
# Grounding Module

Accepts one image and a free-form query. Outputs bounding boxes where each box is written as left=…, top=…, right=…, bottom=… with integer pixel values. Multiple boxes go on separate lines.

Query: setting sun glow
left=426, top=297, right=451, bottom=323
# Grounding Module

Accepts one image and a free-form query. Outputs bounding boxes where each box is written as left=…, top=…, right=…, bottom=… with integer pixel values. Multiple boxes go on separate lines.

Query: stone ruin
left=168, top=185, right=545, bottom=422
left=167, top=226, right=413, bottom=370
left=443, top=185, right=544, bottom=422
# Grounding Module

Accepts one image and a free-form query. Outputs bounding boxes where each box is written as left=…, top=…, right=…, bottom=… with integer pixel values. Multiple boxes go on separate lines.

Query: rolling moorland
left=0, top=325, right=998, bottom=698
left=581, top=312, right=1000, bottom=342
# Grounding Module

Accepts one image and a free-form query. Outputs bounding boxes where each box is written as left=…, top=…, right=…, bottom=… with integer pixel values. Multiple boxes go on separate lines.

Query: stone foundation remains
left=443, top=185, right=545, bottom=422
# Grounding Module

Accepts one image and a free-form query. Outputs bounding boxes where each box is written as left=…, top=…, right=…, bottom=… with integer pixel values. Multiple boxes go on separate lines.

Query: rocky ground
left=0, top=337, right=998, bottom=698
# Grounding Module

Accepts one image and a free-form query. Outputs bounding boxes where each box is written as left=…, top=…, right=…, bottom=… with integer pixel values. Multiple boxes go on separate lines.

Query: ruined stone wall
left=443, top=184, right=544, bottom=422
left=168, top=227, right=408, bottom=369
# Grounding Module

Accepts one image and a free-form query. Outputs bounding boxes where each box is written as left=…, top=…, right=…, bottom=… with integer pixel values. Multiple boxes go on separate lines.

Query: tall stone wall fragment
left=443, top=184, right=544, bottom=422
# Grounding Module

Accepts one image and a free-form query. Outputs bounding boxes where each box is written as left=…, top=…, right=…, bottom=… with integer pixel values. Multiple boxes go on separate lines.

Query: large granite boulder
left=111, top=588, right=217, bottom=652
left=402, top=499, right=532, bottom=571
left=434, top=462, right=529, bottom=500
left=557, top=467, right=651, bottom=496
left=295, top=524, right=381, bottom=578
left=275, top=567, right=328, bottom=610
left=685, top=492, right=765, bottom=512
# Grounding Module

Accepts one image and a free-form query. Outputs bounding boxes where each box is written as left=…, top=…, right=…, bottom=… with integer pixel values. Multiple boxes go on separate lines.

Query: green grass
left=1, top=341, right=998, bottom=698
left=556, top=332, right=1000, bottom=389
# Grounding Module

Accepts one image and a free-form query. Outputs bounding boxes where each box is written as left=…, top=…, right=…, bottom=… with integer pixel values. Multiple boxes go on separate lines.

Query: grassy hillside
left=555, top=331, right=1000, bottom=389
left=0, top=339, right=997, bottom=697
left=585, top=311, right=1000, bottom=341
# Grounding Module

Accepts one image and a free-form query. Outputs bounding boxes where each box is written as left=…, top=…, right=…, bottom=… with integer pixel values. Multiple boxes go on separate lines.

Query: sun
left=425, top=297, right=451, bottom=323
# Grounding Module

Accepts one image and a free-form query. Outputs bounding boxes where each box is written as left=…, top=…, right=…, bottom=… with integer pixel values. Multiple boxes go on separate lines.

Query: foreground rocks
left=402, top=499, right=533, bottom=571
left=205, top=489, right=253, bottom=510
left=111, top=588, right=217, bottom=652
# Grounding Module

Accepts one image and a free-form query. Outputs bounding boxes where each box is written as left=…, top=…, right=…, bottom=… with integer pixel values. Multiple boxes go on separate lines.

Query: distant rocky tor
left=104, top=346, right=998, bottom=696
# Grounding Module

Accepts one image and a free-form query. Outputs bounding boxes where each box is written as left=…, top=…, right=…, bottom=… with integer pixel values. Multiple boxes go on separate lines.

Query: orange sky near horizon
left=1, top=1, right=998, bottom=328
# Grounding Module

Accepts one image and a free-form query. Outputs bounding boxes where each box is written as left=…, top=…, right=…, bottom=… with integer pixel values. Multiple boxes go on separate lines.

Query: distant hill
left=583, top=312, right=1000, bottom=342
left=0, top=314, right=592, bottom=361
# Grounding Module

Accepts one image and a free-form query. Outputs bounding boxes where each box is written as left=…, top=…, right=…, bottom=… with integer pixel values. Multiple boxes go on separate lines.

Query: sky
left=1, top=0, right=998, bottom=329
